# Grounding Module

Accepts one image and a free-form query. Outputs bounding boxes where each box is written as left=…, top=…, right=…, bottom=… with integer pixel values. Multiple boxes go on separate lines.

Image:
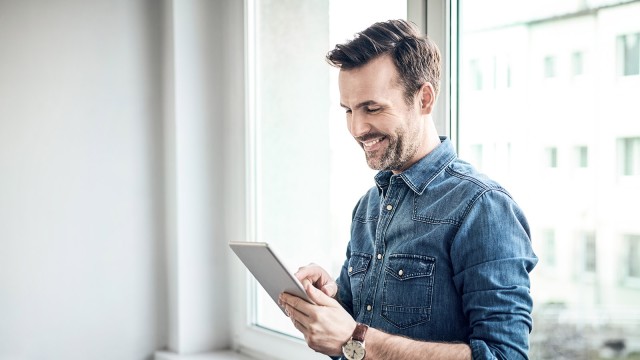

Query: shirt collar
left=374, top=137, right=457, bottom=196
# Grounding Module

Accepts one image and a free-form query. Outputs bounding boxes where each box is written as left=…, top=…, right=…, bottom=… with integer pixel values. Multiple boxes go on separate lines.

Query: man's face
left=339, top=55, right=424, bottom=173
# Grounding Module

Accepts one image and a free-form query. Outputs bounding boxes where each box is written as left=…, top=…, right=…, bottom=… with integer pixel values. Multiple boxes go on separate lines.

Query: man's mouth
left=361, top=136, right=386, bottom=151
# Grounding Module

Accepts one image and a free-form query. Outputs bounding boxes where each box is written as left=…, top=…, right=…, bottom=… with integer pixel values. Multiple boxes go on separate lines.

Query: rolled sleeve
left=452, top=189, right=538, bottom=360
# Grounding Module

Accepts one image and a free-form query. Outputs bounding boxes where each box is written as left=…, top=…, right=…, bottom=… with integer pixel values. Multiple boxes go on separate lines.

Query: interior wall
left=0, top=1, right=167, bottom=359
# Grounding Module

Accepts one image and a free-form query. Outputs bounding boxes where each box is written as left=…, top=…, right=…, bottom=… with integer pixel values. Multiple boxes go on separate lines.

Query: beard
left=359, top=128, right=420, bottom=172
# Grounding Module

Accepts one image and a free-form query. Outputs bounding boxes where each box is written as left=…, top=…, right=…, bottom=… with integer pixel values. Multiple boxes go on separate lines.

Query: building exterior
left=458, top=1, right=640, bottom=357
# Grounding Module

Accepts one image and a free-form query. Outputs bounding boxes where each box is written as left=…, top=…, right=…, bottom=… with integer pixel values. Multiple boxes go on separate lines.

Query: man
left=278, top=19, right=537, bottom=360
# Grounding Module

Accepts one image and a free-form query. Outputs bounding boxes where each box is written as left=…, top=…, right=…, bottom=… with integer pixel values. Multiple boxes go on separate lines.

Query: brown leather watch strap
left=352, top=323, right=369, bottom=342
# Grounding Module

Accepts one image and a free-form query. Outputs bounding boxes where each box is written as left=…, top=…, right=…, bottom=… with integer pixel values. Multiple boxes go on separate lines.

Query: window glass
left=625, top=234, right=640, bottom=279
left=572, top=51, right=584, bottom=76
left=575, top=145, right=588, bottom=168
left=459, top=0, right=640, bottom=357
left=619, top=137, right=640, bottom=176
left=619, top=32, right=640, bottom=76
left=544, top=55, right=556, bottom=78
left=250, top=0, right=406, bottom=338
left=545, top=147, right=558, bottom=168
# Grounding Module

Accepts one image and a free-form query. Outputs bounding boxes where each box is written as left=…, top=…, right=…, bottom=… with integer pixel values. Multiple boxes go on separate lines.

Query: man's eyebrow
left=339, top=100, right=380, bottom=110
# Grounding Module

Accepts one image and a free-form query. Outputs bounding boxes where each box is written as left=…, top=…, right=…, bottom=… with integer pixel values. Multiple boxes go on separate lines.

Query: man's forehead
left=338, top=59, right=402, bottom=105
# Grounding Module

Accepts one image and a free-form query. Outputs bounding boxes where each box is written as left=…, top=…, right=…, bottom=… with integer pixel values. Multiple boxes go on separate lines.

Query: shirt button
left=348, top=266, right=353, bottom=273
left=377, top=253, right=382, bottom=260
left=386, top=204, right=393, bottom=211
left=398, top=269, right=404, bottom=276
left=366, top=305, right=372, bottom=311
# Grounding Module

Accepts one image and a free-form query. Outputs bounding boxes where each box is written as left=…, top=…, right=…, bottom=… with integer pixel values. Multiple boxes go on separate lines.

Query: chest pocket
left=347, top=252, right=372, bottom=317
left=382, top=254, right=435, bottom=329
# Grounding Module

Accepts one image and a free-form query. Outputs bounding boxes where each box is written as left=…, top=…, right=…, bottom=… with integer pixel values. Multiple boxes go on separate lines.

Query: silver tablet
left=229, top=241, right=314, bottom=314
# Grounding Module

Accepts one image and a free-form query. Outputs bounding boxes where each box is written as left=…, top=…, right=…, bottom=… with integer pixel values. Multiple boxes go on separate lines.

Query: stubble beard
left=365, top=128, right=420, bottom=172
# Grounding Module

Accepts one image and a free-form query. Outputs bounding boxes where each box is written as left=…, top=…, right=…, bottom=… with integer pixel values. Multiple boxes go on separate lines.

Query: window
left=245, top=0, right=406, bottom=350
left=619, top=137, right=640, bottom=176
left=469, top=144, right=483, bottom=169
left=572, top=51, right=584, bottom=77
left=469, top=59, right=483, bottom=90
left=238, top=1, right=640, bottom=358
left=458, top=0, right=640, bottom=357
left=582, top=232, right=597, bottom=273
left=626, top=235, right=640, bottom=279
left=618, top=32, right=640, bottom=76
left=542, top=229, right=557, bottom=268
left=545, top=146, right=558, bottom=168
left=575, top=145, right=588, bottom=168
left=544, top=55, right=556, bottom=78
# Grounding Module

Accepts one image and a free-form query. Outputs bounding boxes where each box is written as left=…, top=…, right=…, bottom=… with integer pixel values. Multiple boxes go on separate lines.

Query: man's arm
left=279, top=278, right=471, bottom=360
left=366, top=328, right=471, bottom=359
left=451, top=189, right=538, bottom=359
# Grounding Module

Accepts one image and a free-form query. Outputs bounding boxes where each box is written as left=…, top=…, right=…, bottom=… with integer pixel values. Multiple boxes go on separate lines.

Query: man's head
left=329, top=20, right=443, bottom=173
left=326, top=19, right=441, bottom=105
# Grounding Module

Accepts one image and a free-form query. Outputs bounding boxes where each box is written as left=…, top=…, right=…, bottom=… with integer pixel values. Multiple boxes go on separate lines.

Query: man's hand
left=295, top=263, right=338, bottom=298
left=279, top=277, right=356, bottom=356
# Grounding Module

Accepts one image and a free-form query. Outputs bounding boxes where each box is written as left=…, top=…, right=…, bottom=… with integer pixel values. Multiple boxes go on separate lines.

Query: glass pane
left=458, top=1, right=640, bottom=358
left=251, top=0, right=406, bottom=338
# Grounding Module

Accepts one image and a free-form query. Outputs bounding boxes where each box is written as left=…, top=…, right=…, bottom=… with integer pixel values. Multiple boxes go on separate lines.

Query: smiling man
left=279, top=19, right=538, bottom=360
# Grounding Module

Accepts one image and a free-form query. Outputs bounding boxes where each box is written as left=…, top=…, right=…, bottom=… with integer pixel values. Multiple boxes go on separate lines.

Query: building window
left=544, top=55, right=556, bottom=78
left=470, top=59, right=483, bottom=90
left=572, top=51, right=584, bottom=76
left=626, top=235, right=640, bottom=279
left=545, top=147, right=558, bottom=168
left=582, top=232, right=597, bottom=273
left=542, top=229, right=557, bottom=268
left=618, top=137, right=640, bottom=176
left=469, top=144, right=483, bottom=169
left=618, top=32, right=640, bottom=76
left=575, top=145, right=588, bottom=168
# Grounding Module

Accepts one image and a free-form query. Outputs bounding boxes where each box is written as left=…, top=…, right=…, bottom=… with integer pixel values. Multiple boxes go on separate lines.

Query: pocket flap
left=348, top=252, right=372, bottom=276
left=385, top=254, right=435, bottom=280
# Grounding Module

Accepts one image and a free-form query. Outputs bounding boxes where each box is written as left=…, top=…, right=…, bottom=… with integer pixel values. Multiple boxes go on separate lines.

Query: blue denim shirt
left=336, top=137, right=537, bottom=359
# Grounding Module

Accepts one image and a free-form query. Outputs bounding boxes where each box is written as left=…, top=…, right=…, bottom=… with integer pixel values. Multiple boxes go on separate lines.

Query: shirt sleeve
left=451, top=189, right=538, bottom=360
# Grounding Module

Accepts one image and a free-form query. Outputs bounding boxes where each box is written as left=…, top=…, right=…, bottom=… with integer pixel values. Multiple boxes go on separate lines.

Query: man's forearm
left=365, top=327, right=472, bottom=360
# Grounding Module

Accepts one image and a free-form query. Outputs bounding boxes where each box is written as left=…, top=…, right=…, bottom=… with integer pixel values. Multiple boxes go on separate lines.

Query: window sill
left=155, top=351, right=256, bottom=360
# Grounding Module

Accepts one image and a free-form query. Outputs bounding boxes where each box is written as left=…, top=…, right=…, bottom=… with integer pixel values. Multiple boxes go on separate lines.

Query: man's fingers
left=321, top=282, right=338, bottom=297
left=304, top=281, right=338, bottom=307
left=280, top=292, right=311, bottom=317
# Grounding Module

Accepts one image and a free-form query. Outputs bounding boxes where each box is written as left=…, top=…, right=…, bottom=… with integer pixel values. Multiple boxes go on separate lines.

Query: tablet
left=229, top=241, right=314, bottom=314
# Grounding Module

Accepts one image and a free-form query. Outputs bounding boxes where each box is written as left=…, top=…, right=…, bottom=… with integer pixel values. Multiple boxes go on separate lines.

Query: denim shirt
left=335, top=137, right=538, bottom=360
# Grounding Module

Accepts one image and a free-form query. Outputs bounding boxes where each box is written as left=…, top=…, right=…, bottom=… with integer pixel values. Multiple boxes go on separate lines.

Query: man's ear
left=418, top=82, right=436, bottom=115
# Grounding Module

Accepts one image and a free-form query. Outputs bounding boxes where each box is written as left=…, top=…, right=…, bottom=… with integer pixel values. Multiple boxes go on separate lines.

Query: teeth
left=363, top=137, right=383, bottom=147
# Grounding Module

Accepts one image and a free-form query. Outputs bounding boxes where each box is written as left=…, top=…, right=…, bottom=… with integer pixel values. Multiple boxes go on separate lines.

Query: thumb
left=303, top=279, right=337, bottom=307
left=321, top=281, right=338, bottom=298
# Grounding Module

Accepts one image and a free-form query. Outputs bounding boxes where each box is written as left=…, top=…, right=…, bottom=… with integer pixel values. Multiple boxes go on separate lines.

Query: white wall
left=0, top=1, right=167, bottom=359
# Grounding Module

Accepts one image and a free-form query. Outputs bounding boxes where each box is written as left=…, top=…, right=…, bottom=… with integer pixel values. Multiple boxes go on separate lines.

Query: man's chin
left=366, top=158, right=393, bottom=171
left=365, top=155, right=383, bottom=170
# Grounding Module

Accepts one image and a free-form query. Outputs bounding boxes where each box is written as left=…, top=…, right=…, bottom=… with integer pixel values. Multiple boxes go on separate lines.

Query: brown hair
left=326, top=19, right=441, bottom=105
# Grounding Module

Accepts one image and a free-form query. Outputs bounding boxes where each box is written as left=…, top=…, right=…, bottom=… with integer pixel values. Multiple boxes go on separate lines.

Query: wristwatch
left=342, top=323, right=368, bottom=360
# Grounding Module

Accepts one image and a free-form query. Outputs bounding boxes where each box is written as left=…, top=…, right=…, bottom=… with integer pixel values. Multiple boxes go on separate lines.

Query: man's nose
left=349, top=113, right=371, bottom=138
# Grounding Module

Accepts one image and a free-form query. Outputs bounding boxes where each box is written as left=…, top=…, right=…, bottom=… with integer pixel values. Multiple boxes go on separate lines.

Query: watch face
left=342, top=339, right=365, bottom=360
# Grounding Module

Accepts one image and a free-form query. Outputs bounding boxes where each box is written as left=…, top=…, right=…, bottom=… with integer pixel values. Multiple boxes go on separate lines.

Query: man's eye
left=345, top=109, right=352, bottom=114
left=367, top=107, right=381, bottom=113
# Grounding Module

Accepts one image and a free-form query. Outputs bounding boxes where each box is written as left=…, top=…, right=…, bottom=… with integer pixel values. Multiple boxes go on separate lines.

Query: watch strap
left=352, top=323, right=368, bottom=342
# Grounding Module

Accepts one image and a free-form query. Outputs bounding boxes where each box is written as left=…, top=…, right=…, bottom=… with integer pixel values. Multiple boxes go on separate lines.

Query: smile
left=362, top=136, right=386, bottom=150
